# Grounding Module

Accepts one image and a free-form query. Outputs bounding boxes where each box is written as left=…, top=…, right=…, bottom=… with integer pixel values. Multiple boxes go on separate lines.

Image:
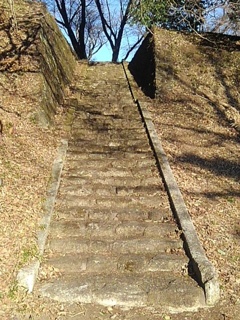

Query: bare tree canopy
left=206, top=0, right=240, bottom=35
left=42, top=0, right=106, bottom=60
left=40, top=1, right=240, bottom=62
left=130, top=0, right=240, bottom=35
left=94, top=0, right=145, bottom=62
left=41, top=0, right=145, bottom=61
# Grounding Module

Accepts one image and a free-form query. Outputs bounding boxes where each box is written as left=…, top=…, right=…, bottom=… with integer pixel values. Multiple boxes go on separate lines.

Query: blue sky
left=92, top=40, right=139, bottom=62
left=45, top=0, right=142, bottom=63
left=93, top=45, right=112, bottom=62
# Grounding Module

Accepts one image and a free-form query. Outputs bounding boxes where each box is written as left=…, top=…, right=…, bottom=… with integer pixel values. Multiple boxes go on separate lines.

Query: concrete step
left=65, top=158, right=156, bottom=170
left=48, top=220, right=178, bottom=240
left=58, top=183, right=164, bottom=197
left=71, top=138, right=150, bottom=147
left=66, top=150, right=154, bottom=161
left=47, top=237, right=182, bottom=255
left=58, top=194, right=169, bottom=211
left=63, top=166, right=158, bottom=179
left=54, top=207, right=172, bottom=223
left=62, top=175, right=161, bottom=188
left=68, top=102, right=136, bottom=115
left=37, top=272, right=205, bottom=312
left=72, top=118, right=143, bottom=130
left=70, top=130, right=147, bottom=141
left=44, top=252, right=188, bottom=274
left=59, top=183, right=117, bottom=197
left=68, top=143, right=151, bottom=154
left=71, top=125, right=145, bottom=133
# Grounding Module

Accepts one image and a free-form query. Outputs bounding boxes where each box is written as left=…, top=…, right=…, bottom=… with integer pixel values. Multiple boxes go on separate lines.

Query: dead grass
left=147, top=29, right=240, bottom=319
left=0, top=0, right=69, bottom=317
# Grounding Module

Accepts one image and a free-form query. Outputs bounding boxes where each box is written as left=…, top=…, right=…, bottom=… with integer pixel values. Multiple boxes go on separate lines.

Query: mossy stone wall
left=36, top=6, right=76, bottom=126
left=0, top=0, right=76, bottom=127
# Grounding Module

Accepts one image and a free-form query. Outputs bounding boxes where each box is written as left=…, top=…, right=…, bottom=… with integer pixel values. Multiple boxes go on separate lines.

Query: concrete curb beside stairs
left=135, top=99, right=220, bottom=306
left=17, top=139, right=68, bottom=292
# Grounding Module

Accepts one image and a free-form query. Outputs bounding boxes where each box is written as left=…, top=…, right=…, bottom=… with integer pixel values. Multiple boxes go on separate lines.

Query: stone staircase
left=36, top=62, right=206, bottom=313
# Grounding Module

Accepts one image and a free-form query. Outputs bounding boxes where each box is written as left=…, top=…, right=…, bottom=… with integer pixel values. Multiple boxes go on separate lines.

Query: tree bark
left=95, top=0, right=133, bottom=62
left=55, top=0, right=87, bottom=59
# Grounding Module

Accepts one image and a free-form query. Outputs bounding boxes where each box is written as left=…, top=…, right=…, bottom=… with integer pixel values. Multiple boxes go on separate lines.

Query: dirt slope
left=0, top=0, right=74, bottom=316
left=147, top=28, right=240, bottom=319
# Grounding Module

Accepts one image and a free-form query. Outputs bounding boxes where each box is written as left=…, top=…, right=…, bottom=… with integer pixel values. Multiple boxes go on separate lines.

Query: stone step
left=66, top=150, right=154, bottom=161
left=65, top=158, right=156, bottom=170
left=37, top=272, right=205, bottom=312
left=59, top=183, right=117, bottom=197
left=47, top=238, right=182, bottom=255
left=69, top=102, right=136, bottom=115
left=74, top=87, right=132, bottom=96
left=72, top=118, right=143, bottom=130
left=58, top=194, right=169, bottom=211
left=71, top=125, right=144, bottom=134
left=74, top=109, right=125, bottom=118
left=65, top=155, right=156, bottom=166
left=74, top=110, right=140, bottom=120
left=49, top=220, right=178, bottom=240
left=44, top=252, right=188, bottom=274
left=71, top=122, right=145, bottom=131
left=62, top=175, right=161, bottom=187
left=71, top=138, right=150, bottom=148
left=58, top=184, right=164, bottom=197
left=63, top=166, right=158, bottom=179
left=68, top=143, right=151, bottom=154
left=54, top=207, right=172, bottom=223
left=70, top=131, right=147, bottom=142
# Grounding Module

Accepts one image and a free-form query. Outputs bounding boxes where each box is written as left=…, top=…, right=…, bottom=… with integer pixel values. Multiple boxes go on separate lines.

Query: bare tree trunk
left=95, top=0, right=133, bottom=62
left=78, top=0, right=87, bottom=59
left=55, top=0, right=87, bottom=59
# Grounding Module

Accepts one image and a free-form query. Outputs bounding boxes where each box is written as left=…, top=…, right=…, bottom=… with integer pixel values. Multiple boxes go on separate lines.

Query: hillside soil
left=148, top=90, right=240, bottom=320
